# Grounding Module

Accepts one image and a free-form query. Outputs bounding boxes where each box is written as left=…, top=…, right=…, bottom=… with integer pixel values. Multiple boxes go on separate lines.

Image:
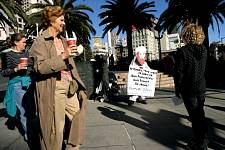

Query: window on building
left=18, top=24, right=23, bottom=28
left=18, top=18, right=22, bottom=22
left=9, top=28, right=14, bottom=33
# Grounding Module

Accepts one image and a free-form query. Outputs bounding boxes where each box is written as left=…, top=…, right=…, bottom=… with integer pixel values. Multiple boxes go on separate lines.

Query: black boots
left=5, top=116, right=17, bottom=130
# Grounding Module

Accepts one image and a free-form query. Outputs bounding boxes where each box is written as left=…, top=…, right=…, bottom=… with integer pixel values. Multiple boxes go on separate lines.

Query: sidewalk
left=0, top=88, right=225, bottom=150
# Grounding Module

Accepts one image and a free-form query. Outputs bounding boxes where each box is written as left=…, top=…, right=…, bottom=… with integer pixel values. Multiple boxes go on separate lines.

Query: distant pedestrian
left=30, top=6, right=87, bottom=150
left=109, top=54, right=114, bottom=71
left=1, top=33, right=33, bottom=141
left=174, top=23, right=208, bottom=150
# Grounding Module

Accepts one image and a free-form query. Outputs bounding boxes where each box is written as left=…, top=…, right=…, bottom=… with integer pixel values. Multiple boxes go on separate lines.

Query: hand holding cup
left=18, top=57, right=28, bottom=70
left=68, top=44, right=78, bottom=56
left=66, top=31, right=84, bottom=57
left=67, top=44, right=83, bottom=55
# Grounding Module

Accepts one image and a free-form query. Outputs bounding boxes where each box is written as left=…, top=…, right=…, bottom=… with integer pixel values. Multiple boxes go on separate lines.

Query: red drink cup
left=20, top=58, right=28, bottom=69
left=20, top=58, right=28, bottom=65
left=67, top=38, right=77, bottom=46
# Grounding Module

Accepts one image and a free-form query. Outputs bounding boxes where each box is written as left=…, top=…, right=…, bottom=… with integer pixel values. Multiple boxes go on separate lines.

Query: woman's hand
left=14, top=63, right=27, bottom=72
left=62, top=45, right=78, bottom=60
left=68, top=44, right=78, bottom=56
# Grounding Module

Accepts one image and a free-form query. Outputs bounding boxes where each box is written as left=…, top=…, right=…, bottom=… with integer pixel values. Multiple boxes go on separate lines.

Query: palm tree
left=0, top=0, right=27, bottom=31
left=26, top=0, right=96, bottom=44
left=99, top=0, right=156, bottom=61
left=157, top=0, right=225, bottom=48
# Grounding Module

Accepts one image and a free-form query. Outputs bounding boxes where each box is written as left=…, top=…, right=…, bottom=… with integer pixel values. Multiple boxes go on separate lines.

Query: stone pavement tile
left=206, top=118, right=225, bottom=149
left=205, top=108, right=225, bottom=120
left=81, top=145, right=133, bottom=150
left=4, top=137, right=29, bottom=150
left=87, top=101, right=131, bottom=114
left=0, top=116, right=29, bottom=150
left=214, top=128, right=225, bottom=139
left=87, top=101, right=108, bottom=114
left=87, top=102, right=132, bottom=126
left=206, top=90, right=225, bottom=100
left=204, top=103, right=225, bottom=116
left=211, top=118, right=225, bottom=133
left=147, top=99, right=186, bottom=114
left=124, top=124, right=187, bottom=150
left=83, top=125, right=132, bottom=148
left=134, top=142, right=185, bottom=150
left=208, top=127, right=225, bottom=149
left=86, top=113, right=122, bottom=126
left=0, top=118, right=19, bottom=149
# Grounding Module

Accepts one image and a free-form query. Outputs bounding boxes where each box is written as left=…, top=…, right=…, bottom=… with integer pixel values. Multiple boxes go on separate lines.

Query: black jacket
left=0, top=50, right=33, bottom=79
left=174, top=44, right=207, bottom=97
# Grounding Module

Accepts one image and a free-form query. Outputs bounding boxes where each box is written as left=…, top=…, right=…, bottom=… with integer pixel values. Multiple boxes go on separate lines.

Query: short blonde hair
left=181, top=23, right=205, bottom=45
left=43, top=6, right=64, bottom=28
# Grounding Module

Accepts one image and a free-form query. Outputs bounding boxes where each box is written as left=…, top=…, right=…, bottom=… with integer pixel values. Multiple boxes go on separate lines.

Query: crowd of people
left=1, top=6, right=87, bottom=150
left=0, top=5, right=209, bottom=150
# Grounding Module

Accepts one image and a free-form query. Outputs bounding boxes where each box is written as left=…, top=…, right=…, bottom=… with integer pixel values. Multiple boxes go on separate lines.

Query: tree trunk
left=126, top=28, right=134, bottom=63
left=203, top=26, right=209, bottom=50
left=199, top=21, right=209, bottom=50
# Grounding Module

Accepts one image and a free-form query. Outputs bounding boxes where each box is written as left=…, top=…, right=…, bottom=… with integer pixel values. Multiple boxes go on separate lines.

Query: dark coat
left=30, top=30, right=87, bottom=150
left=174, top=44, right=207, bottom=97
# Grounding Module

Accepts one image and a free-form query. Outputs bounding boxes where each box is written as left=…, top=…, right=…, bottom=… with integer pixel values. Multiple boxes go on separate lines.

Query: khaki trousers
left=54, top=80, right=80, bottom=150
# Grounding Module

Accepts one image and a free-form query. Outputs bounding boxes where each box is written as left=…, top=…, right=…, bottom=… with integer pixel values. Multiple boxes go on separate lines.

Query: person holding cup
left=66, top=31, right=84, bottom=56
left=30, top=6, right=87, bottom=150
left=1, top=33, right=33, bottom=141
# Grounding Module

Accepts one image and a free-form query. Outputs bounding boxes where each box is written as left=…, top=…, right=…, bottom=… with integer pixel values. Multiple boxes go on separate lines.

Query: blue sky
left=76, top=0, right=225, bottom=44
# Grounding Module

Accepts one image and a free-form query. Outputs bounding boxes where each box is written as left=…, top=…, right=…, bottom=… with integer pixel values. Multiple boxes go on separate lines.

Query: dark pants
left=182, top=95, right=208, bottom=147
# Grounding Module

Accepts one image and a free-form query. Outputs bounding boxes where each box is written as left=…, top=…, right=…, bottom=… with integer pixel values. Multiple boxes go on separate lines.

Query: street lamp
left=36, top=23, right=38, bottom=37
left=154, top=27, right=163, bottom=60
left=221, top=37, right=225, bottom=44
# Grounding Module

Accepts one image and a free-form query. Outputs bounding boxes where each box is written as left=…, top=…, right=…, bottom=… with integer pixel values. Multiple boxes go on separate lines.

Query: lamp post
left=36, top=23, right=39, bottom=37
left=154, top=27, right=163, bottom=60
left=221, top=37, right=225, bottom=44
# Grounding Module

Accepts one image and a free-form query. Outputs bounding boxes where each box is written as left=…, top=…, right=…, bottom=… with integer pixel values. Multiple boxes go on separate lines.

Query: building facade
left=132, top=28, right=184, bottom=61
left=160, top=31, right=184, bottom=53
left=0, top=0, right=45, bottom=40
left=92, top=36, right=108, bottom=56
left=132, top=28, right=159, bottom=60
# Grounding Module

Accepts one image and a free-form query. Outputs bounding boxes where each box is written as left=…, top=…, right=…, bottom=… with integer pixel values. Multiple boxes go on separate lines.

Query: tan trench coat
left=30, top=30, right=87, bottom=150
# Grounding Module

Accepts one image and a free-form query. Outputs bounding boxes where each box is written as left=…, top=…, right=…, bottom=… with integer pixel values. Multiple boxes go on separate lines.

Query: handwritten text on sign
left=127, top=64, right=157, bottom=97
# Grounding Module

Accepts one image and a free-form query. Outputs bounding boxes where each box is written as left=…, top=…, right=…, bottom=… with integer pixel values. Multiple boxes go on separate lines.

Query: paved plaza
left=0, top=76, right=225, bottom=150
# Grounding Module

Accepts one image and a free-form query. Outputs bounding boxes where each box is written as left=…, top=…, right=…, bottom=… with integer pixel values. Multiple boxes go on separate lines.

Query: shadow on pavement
left=205, top=95, right=225, bottom=101
left=207, top=119, right=225, bottom=149
left=97, top=105, right=188, bottom=150
left=205, top=104, right=225, bottom=112
left=98, top=97, right=225, bottom=150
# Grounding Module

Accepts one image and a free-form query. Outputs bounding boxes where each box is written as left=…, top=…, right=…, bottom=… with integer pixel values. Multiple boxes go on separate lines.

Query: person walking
left=30, top=6, right=87, bottom=150
left=1, top=33, right=32, bottom=141
left=174, top=23, right=208, bottom=150
left=109, top=54, right=114, bottom=71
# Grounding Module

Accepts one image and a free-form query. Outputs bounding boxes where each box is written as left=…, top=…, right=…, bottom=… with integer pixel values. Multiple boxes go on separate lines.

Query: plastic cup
left=67, top=38, right=77, bottom=46
left=20, top=58, right=28, bottom=69
left=20, top=58, right=28, bottom=65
